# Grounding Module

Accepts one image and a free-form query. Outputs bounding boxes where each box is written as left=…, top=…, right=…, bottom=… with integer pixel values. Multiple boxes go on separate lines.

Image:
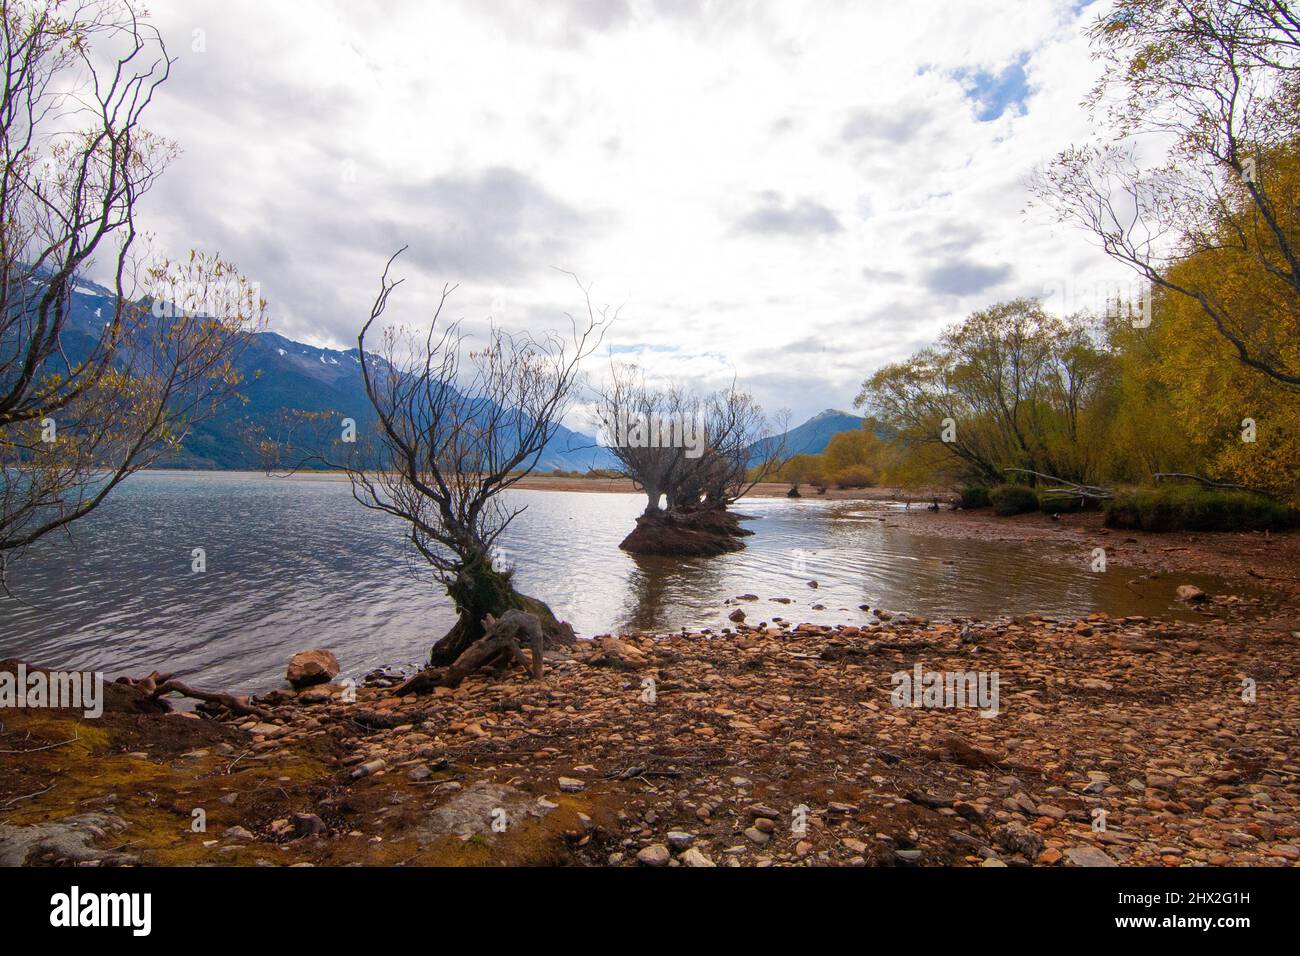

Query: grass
left=1104, top=484, right=1298, bottom=532
left=958, top=486, right=992, bottom=509
left=989, top=483, right=1039, bottom=516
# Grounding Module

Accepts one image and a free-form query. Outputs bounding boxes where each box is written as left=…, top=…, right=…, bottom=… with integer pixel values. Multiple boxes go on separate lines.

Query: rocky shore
left=2, top=609, right=1297, bottom=865
left=2, top=514, right=1297, bottom=868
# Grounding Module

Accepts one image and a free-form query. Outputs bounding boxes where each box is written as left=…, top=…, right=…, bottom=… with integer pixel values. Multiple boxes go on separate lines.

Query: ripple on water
left=0, top=472, right=1240, bottom=694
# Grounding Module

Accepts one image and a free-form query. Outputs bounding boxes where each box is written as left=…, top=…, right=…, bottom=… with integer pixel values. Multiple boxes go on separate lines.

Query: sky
left=123, top=0, right=1135, bottom=429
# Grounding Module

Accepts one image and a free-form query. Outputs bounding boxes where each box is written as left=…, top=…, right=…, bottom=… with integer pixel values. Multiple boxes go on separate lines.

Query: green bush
left=959, top=486, right=991, bottom=509
left=1104, top=485, right=1298, bottom=532
left=990, top=483, right=1039, bottom=516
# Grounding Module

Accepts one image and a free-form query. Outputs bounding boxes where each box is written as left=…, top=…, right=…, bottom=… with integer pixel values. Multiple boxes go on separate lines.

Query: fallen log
left=1153, top=472, right=1278, bottom=498
left=1003, top=468, right=1114, bottom=501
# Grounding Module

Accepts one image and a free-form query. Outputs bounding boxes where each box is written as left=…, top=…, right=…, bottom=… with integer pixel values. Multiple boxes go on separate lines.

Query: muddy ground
left=1, top=508, right=1297, bottom=867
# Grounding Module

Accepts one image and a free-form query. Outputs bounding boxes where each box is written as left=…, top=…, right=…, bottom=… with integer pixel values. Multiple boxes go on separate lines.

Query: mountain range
left=58, top=278, right=866, bottom=471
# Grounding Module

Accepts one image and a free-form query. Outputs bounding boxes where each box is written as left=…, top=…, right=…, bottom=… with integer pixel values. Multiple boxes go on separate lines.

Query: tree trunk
left=429, top=556, right=574, bottom=665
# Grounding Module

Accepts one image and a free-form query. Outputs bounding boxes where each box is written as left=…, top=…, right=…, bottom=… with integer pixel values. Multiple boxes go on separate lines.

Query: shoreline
left=143, top=469, right=947, bottom=502
left=2, top=509, right=1297, bottom=867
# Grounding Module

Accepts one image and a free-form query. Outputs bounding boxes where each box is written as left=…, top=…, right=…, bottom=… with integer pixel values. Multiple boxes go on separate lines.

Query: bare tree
left=593, top=364, right=785, bottom=555
left=1032, top=0, right=1300, bottom=387
left=337, top=251, right=609, bottom=671
left=699, top=384, right=787, bottom=508
left=0, top=1, right=263, bottom=581
left=593, top=363, right=696, bottom=516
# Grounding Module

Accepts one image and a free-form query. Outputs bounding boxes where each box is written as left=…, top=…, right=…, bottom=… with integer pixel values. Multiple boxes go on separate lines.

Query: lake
left=0, top=471, right=1222, bottom=694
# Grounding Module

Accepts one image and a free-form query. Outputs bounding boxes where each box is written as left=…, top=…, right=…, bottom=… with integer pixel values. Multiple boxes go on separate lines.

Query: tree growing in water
left=342, top=252, right=608, bottom=671
left=593, top=363, right=785, bottom=556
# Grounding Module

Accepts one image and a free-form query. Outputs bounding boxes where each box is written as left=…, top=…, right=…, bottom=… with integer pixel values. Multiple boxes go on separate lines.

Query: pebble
left=636, top=844, right=670, bottom=867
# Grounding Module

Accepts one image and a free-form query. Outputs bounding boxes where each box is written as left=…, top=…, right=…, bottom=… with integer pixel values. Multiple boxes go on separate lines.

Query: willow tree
left=1033, top=0, right=1300, bottom=388
left=592, top=363, right=697, bottom=517
left=857, top=300, right=1111, bottom=486
left=342, top=252, right=608, bottom=667
left=593, top=364, right=785, bottom=555
left=0, top=0, right=262, bottom=582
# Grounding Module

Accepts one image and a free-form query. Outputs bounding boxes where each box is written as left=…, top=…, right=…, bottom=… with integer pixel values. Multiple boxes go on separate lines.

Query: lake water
left=0, top=471, right=1226, bottom=694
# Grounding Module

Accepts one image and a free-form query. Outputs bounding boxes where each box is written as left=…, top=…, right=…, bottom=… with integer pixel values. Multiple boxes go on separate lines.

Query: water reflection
left=618, top=552, right=730, bottom=634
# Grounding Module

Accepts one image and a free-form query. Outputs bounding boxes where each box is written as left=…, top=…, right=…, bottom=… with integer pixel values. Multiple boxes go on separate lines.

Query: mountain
left=50, top=280, right=869, bottom=474
left=176, top=329, right=615, bottom=471
left=56, top=278, right=615, bottom=472
left=749, top=408, right=867, bottom=464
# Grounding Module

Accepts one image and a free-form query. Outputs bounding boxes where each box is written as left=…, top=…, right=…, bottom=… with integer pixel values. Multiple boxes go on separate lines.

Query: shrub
left=959, top=486, right=991, bottom=509
left=831, top=466, right=875, bottom=489
left=990, top=483, right=1039, bottom=516
left=1104, top=485, right=1297, bottom=532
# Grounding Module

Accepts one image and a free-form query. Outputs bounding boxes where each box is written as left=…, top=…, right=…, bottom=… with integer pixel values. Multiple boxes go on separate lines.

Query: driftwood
left=1003, top=468, right=1114, bottom=502
left=116, top=672, right=270, bottom=720
left=1153, top=473, right=1277, bottom=498
left=395, top=610, right=545, bottom=696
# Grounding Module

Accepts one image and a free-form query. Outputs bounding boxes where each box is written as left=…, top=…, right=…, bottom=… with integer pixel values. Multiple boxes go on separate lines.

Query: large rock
left=1065, top=845, right=1117, bottom=867
left=679, top=846, right=716, bottom=867
left=286, top=649, right=340, bottom=688
left=995, top=822, right=1044, bottom=859
left=0, top=812, right=137, bottom=866
left=1175, top=584, right=1208, bottom=603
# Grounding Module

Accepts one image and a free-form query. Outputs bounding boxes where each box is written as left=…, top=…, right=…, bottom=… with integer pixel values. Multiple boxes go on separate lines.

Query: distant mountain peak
left=748, top=407, right=866, bottom=464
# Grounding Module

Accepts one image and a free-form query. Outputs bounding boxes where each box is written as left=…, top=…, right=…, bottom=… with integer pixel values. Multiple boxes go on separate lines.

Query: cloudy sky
left=128, top=0, right=1131, bottom=428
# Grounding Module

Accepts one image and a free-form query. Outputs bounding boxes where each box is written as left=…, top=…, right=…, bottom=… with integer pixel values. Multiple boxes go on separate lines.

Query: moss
left=433, top=556, right=572, bottom=664
left=391, top=792, right=612, bottom=867
left=0, top=707, right=336, bottom=865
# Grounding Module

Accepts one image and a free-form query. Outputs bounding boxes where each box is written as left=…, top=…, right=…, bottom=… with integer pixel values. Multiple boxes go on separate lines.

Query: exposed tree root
left=619, top=508, right=753, bottom=556
left=115, top=672, right=271, bottom=720
left=396, top=610, right=546, bottom=696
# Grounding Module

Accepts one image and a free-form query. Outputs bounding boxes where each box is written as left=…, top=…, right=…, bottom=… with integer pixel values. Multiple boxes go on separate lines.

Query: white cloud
left=119, top=0, right=1130, bottom=427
